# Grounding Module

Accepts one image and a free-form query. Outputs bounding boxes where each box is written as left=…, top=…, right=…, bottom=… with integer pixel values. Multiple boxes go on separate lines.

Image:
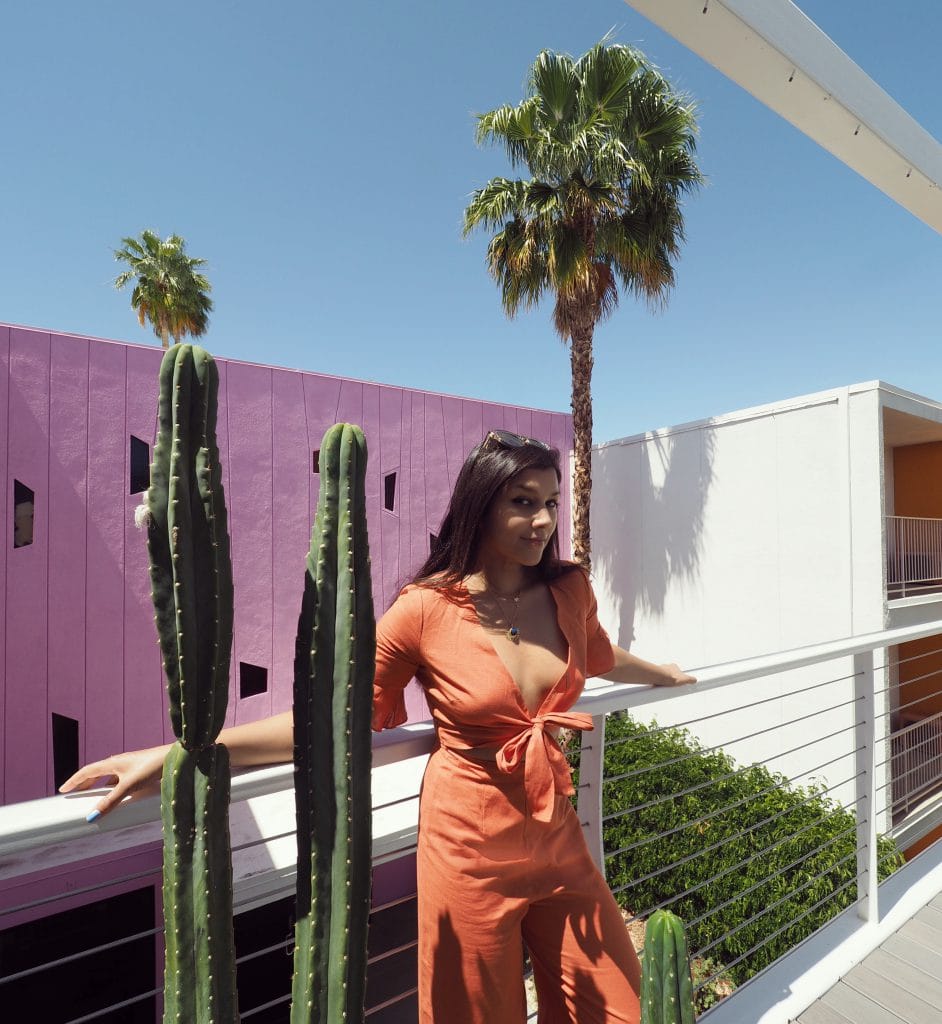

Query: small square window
left=51, top=713, right=79, bottom=792
left=384, top=472, right=397, bottom=512
left=312, top=449, right=320, bottom=474
left=239, top=663, right=268, bottom=699
left=13, top=480, right=34, bottom=548
left=130, top=436, right=150, bottom=494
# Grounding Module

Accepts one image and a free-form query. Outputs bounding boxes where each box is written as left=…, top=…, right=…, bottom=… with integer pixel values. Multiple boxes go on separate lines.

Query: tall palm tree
left=464, top=42, right=702, bottom=568
left=114, top=230, right=213, bottom=349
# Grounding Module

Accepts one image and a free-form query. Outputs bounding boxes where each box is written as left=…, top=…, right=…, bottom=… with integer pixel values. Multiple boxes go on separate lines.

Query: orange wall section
left=898, top=637, right=942, bottom=720
left=894, top=442, right=942, bottom=518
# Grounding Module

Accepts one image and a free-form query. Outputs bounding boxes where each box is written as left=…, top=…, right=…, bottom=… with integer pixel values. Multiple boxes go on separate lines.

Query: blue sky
left=1, top=1, right=940, bottom=443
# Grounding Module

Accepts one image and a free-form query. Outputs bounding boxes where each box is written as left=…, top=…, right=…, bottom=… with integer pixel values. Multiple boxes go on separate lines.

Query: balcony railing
left=4, top=621, right=942, bottom=1023
left=886, top=515, right=942, bottom=598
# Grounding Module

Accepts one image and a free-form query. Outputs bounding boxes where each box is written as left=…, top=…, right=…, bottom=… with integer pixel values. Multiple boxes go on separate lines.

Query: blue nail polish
left=86, top=809, right=101, bottom=823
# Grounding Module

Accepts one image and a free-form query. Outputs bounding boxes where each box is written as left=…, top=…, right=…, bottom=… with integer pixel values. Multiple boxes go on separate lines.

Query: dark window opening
left=51, top=713, right=80, bottom=793
left=234, top=896, right=295, bottom=1023
left=233, top=881, right=418, bottom=1021
left=129, top=436, right=150, bottom=494
left=240, top=662, right=268, bottom=699
left=13, top=480, right=34, bottom=548
left=312, top=449, right=320, bottom=474
left=0, top=886, right=156, bottom=1023
left=384, top=472, right=397, bottom=512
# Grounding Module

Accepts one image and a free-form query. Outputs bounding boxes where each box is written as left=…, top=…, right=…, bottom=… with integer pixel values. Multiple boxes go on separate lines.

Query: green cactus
left=640, top=910, right=696, bottom=1024
left=148, top=344, right=238, bottom=1024
left=290, top=423, right=375, bottom=1024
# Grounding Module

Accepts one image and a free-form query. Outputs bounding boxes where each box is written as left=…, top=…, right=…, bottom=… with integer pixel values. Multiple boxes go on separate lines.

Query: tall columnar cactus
left=291, top=423, right=375, bottom=1024
left=148, top=344, right=239, bottom=1024
left=640, top=910, right=696, bottom=1024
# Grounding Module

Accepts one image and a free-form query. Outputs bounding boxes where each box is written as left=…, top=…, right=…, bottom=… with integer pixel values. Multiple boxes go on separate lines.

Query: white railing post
left=853, top=650, right=879, bottom=922
left=577, top=714, right=607, bottom=879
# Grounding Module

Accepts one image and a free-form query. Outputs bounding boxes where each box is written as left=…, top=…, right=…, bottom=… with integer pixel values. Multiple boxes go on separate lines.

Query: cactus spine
left=291, top=423, right=375, bottom=1024
left=148, top=344, right=238, bottom=1024
left=640, top=910, right=696, bottom=1024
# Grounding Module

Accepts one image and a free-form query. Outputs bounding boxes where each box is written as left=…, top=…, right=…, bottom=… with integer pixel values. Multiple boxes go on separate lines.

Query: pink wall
left=1, top=324, right=573, bottom=805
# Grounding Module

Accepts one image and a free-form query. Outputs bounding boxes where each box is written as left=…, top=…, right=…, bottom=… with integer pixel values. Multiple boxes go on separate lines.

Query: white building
left=591, top=380, right=942, bottom=847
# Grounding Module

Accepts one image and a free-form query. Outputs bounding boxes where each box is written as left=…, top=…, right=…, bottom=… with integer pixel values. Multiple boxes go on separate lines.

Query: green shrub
left=572, top=713, right=904, bottom=987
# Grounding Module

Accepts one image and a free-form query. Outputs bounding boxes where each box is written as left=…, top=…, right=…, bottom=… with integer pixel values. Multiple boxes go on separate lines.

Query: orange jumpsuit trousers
left=418, top=744, right=641, bottom=1024
left=373, top=570, right=642, bottom=1024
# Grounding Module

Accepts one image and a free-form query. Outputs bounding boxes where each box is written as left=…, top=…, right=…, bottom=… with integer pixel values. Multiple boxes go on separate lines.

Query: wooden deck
left=793, top=896, right=942, bottom=1024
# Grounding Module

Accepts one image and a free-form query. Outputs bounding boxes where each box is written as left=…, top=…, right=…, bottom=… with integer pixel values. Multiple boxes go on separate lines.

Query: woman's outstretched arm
left=59, top=711, right=294, bottom=820
left=600, top=645, right=695, bottom=687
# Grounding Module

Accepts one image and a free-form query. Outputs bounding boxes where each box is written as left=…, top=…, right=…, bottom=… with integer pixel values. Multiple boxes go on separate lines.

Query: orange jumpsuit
left=373, top=567, right=641, bottom=1024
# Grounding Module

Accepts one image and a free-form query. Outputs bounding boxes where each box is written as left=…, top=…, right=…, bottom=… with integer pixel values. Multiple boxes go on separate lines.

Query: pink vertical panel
left=302, top=372, right=343, bottom=524
left=124, top=346, right=166, bottom=752
left=358, top=384, right=384, bottom=617
left=4, top=328, right=51, bottom=803
left=441, top=396, right=465, bottom=505
left=530, top=410, right=553, bottom=447
left=226, top=362, right=274, bottom=723
left=334, top=378, right=364, bottom=432
left=46, top=335, right=90, bottom=790
left=84, top=342, right=128, bottom=766
left=211, top=358, right=239, bottom=734
left=423, top=396, right=450, bottom=547
left=271, top=368, right=309, bottom=714
left=379, top=387, right=403, bottom=608
left=406, top=391, right=426, bottom=574
left=0, top=325, right=9, bottom=799
left=461, top=400, right=485, bottom=459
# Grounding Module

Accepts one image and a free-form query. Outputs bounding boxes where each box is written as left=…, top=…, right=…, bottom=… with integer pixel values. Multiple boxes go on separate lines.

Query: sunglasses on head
left=483, top=429, right=551, bottom=453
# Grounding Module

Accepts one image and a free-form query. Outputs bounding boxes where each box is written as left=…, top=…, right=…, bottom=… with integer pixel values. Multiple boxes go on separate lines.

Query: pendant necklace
left=493, top=587, right=523, bottom=643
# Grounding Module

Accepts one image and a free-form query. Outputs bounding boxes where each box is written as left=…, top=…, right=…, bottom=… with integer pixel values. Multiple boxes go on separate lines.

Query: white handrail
left=4, top=618, right=942, bottom=862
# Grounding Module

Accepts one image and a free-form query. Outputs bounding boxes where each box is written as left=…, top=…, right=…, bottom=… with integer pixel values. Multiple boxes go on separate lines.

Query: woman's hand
left=654, top=663, right=696, bottom=687
left=59, top=744, right=171, bottom=821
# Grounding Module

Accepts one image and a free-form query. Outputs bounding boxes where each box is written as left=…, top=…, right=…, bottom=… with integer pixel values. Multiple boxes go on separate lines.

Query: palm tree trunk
left=160, top=325, right=170, bottom=349
left=570, top=324, right=594, bottom=570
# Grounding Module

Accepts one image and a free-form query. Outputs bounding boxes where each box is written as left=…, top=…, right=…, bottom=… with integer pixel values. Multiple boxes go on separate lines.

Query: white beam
left=625, top=0, right=942, bottom=234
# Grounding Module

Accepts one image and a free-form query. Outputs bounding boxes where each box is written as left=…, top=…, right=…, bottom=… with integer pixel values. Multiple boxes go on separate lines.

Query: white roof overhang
left=624, top=0, right=942, bottom=234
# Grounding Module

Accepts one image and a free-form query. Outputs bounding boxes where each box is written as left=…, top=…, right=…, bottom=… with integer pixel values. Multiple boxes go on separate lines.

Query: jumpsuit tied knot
left=495, top=711, right=594, bottom=822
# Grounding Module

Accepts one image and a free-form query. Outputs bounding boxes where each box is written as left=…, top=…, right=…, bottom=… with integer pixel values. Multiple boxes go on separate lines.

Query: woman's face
left=478, top=467, right=560, bottom=568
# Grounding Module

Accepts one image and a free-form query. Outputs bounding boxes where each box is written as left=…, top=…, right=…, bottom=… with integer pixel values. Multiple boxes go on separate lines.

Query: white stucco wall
left=589, top=384, right=890, bottom=813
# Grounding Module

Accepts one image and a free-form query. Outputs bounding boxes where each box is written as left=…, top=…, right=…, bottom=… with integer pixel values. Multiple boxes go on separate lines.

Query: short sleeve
left=582, top=571, right=615, bottom=677
left=372, top=587, right=424, bottom=730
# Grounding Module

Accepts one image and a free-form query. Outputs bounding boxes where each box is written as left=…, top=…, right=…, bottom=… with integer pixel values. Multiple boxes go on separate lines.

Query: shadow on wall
left=591, top=424, right=716, bottom=650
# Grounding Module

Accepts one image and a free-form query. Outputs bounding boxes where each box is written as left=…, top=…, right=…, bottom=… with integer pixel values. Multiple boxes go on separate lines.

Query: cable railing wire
left=692, top=875, right=858, bottom=994
left=619, top=798, right=861, bottom=926
left=603, top=744, right=863, bottom=831
left=604, top=672, right=863, bottom=749
left=684, top=834, right=860, bottom=938
left=64, top=987, right=162, bottom=1024
left=606, top=770, right=864, bottom=897
left=603, top=718, right=862, bottom=788
left=0, top=925, right=162, bottom=985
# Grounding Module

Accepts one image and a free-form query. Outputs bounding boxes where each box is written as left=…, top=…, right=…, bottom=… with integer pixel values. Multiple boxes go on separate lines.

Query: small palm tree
left=114, top=230, right=213, bottom=349
left=464, top=42, right=702, bottom=567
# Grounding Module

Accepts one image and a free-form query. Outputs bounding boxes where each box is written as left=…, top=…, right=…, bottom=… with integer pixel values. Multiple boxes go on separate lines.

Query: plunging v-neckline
left=463, top=578, right=572, bottom=716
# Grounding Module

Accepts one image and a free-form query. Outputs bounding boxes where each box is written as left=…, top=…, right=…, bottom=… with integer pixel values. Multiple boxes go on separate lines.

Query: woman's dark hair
left=410, top=434, right=576, bottom=587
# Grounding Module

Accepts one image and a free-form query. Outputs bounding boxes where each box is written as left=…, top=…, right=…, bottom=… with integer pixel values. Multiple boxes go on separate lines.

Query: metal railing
left=886, top=515, right=942, bottom=598
left=890, top=710, right=942, bottom=819
left=5, top=621, right=942, bottom=1023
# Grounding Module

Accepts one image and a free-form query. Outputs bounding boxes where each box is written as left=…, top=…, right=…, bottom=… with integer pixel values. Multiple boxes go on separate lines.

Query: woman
left=62, top=429, right=694, bottom=1024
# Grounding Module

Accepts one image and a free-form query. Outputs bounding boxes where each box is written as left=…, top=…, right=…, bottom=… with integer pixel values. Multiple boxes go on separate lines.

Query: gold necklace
left=492, top=587, right=523, bottom=643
